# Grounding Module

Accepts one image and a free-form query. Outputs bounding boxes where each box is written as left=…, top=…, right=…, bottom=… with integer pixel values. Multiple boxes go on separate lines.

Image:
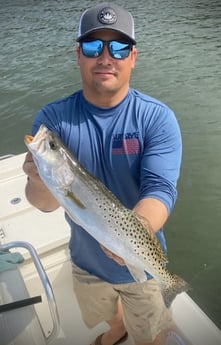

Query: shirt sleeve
left=31, top=105, right=61, bottom=136
left=139, top=106, right=182, bottom=214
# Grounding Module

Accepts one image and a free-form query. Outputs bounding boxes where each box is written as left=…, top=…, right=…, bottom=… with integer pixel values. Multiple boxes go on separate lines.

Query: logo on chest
left=112, top=132, right=140, bottom=155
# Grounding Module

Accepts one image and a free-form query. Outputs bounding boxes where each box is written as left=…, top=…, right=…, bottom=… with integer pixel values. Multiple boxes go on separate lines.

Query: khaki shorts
left=72, top=263, right=174, bottom=343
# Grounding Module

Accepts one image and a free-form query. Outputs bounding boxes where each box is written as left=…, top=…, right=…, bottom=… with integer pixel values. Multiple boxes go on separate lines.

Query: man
left=23, top=3, right=182, bottom=345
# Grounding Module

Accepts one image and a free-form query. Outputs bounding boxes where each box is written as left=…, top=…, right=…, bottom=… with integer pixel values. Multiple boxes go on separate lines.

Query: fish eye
left=49, top=140, right=58, bottom=151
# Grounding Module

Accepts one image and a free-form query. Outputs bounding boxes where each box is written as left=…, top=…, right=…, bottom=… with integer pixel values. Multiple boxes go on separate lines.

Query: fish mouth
left=24, top=124, right=49, bottom=152
left=24, top=135, right=34, bottom=144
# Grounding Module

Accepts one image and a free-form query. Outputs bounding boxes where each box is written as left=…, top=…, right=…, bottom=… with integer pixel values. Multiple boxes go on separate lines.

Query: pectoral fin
left=66, top=190, right=86, bottom=209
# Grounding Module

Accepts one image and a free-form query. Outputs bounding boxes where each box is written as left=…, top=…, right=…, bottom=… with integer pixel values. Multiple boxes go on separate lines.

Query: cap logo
left=98, top=7, right=117, bottom=25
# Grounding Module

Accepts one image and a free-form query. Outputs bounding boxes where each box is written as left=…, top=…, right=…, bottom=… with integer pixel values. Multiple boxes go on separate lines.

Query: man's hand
left=100, top=245, right=125, bottom=266
left=22, top=151, right=60, bottom=211
left=22, top=151, right=41, bottom=182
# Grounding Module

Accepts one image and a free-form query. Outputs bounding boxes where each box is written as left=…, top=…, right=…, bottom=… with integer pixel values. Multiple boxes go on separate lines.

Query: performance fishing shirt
left=32, top=88, right=182, bottom=284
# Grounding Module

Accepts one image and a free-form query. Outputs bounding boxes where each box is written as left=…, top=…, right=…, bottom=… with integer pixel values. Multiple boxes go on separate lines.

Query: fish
left=24, top=124, right=190, bottom=307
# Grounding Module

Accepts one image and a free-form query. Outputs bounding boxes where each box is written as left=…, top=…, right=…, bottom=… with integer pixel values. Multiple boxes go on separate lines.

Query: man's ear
left=76, top=45, right=80, bottom=65
left=131, top=47, right=137, bottom=69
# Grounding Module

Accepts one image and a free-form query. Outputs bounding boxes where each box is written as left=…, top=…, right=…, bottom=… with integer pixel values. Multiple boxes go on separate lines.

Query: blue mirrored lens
left=81, top=40, right=131, bottom=59
left=81, top=40, right=103, bottom=57
left=109, top=41, right=131, bottom=59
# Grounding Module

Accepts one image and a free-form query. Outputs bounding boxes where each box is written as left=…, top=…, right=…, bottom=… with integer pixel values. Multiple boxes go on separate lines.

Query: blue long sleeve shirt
left=32, top=88, right=182, bottom=283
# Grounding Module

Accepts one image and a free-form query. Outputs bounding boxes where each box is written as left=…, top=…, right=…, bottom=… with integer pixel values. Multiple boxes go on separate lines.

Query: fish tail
left=161, top=274, right=191, bottom=308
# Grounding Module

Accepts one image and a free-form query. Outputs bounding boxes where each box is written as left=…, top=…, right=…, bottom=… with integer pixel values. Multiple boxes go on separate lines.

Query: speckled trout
left=24, top=124, right=189, bottom=307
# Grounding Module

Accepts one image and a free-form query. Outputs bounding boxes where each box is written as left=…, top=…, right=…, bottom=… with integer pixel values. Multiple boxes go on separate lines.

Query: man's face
left=76, top=29, right=137, bottom=105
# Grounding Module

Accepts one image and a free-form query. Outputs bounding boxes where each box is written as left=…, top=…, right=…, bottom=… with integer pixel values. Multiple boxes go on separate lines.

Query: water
left=1, top=0, right=221, bottom=328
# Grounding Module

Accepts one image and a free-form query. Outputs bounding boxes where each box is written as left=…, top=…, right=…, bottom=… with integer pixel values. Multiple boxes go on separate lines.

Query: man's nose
left=97, top=45, right=112, bottom=63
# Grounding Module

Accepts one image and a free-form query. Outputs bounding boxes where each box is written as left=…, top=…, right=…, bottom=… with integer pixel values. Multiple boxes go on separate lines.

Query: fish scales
left=25, top=124, right=190, bottom=307
left=68, top=164, right=165, bottom=267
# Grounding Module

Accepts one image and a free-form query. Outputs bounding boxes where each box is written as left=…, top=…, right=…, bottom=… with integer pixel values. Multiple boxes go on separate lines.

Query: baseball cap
left=77, top=2, right=136, bottom=44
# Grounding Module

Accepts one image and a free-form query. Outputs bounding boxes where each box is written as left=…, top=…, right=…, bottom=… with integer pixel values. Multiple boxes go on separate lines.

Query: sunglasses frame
left=79, top=39, right=133, bottom=60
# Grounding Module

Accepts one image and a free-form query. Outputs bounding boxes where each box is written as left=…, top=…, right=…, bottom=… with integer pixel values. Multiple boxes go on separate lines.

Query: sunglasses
left=80, top=39, right=133, bottom=60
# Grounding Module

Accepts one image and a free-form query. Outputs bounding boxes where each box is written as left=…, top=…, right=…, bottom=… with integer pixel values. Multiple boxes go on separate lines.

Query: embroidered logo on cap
left=98, top=7, right=117, bottom=25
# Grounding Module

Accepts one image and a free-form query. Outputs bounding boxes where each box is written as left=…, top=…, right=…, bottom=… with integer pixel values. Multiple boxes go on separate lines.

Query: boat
left=0, top=153, right=221, bottom=345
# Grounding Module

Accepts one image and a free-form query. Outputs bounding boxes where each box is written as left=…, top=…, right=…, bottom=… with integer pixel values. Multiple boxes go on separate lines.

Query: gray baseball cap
left=77, top=3, right=136, bottom=44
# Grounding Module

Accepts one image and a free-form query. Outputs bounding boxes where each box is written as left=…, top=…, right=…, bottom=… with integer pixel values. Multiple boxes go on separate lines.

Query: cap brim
left=77, top=28, right=136, bottom=45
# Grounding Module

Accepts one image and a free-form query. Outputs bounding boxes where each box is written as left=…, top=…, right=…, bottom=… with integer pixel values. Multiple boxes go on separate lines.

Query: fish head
left=24, top=124, right=61, bottom=162
left=24, top=124, right=74, bottom=188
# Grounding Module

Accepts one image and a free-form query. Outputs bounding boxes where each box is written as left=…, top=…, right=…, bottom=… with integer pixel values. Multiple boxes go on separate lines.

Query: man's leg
left=119, top=279, right=174, bottom=345
left=94, top=301, right=127, bottom=345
